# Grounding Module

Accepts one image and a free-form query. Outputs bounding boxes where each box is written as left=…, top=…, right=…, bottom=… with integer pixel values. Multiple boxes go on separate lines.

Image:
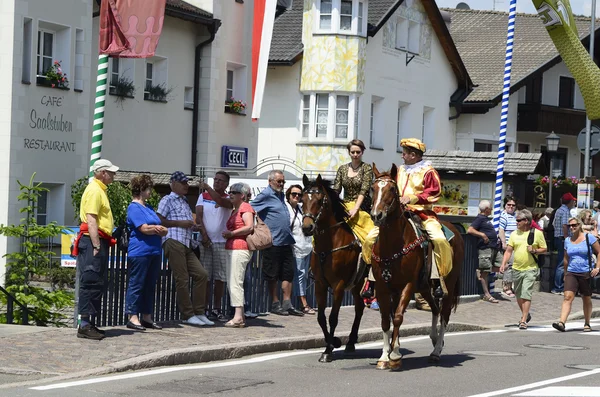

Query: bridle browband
left=373, top=177, right=401, bottom=220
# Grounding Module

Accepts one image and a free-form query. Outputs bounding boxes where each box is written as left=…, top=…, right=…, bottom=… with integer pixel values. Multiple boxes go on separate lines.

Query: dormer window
left=316, top=0, right=368, bottom=36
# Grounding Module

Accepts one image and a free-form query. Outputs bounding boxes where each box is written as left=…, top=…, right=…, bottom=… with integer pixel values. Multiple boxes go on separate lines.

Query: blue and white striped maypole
left=492, top=0, right=517, bottom=231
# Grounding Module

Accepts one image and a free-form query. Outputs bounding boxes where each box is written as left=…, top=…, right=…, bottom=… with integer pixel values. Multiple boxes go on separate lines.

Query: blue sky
left=434, top=0, right=597, bottom=16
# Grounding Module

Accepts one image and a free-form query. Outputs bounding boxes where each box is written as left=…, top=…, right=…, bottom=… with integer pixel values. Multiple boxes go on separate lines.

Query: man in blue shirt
left=552, top=193, right=576, bottom=294
left=252, top=170, right=304, bottom=316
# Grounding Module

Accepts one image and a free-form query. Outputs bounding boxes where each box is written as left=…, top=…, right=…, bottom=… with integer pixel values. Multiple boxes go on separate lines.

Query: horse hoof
left=376, top=361, right=390, bottom=370
left=332, top=337, right=342, bottom=348
left=345, top=344, right=355, bottom=353
left=319, top=353, right=333, bottom=363
left=389, top=359, right=402, bottom=371
left=429, top=354, right=440, bottom=363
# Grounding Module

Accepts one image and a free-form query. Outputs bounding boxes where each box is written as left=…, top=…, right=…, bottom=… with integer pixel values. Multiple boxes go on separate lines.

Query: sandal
left=552, top=321, right=566, bottom=332
left=302, top=306, right=316, bottom=315
left=224, top=321, right=245, bottom=328
left=518, top=322, right=527, bottom=330
left=482, top=295, right=499, bottom=303
left=584, top=323, right=592, bottom=332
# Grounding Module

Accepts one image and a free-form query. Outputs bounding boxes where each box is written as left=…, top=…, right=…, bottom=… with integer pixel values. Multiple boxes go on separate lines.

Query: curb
left=0, top=322, right=487, bottom=389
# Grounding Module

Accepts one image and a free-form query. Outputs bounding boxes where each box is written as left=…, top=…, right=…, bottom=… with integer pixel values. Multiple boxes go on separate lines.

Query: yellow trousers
left=422, top=217, right=453, bottom=278
left=343, top=202, right=378, bottom=265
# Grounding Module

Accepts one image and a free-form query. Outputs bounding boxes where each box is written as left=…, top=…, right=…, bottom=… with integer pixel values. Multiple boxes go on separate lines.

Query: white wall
left=541, top=62, right=584, bottom=110
left=1, top=0, right=92, bottom=283
left=258, top=63, right=302, bottom=162
left=91, top=17, right=198, bottom=174
left=456, top=98, right=518, bottom=150
left=197, top=0, right=258, bottom=172
left=518, top=131, right=581, bottom=177
left=360, top=23, right=458, bottom=169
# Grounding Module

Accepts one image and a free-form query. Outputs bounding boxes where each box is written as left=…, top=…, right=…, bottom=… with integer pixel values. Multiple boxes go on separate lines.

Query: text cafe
left=221, top=146, right=248, bottom=169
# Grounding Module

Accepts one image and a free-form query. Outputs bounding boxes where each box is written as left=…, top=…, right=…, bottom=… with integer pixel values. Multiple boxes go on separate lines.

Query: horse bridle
left=302, top=188, right=327, bottom=225
left=373, top=177, right=400, bottom=221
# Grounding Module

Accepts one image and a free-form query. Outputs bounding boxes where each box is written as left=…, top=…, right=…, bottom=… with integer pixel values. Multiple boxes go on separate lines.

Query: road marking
left=466, top=368, right=600, bottom=397
left=31, top=329, right=505, bottom=390
left=515, top=386, right=600, bottom=396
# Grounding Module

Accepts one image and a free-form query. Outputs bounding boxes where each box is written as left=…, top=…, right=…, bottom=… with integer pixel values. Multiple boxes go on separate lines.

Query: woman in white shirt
left=286, top=184, right=315, bottom=314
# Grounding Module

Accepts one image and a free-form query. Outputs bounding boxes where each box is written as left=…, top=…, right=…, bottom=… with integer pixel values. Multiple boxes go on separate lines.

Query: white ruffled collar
left=401, top=160, right=432, bottom=175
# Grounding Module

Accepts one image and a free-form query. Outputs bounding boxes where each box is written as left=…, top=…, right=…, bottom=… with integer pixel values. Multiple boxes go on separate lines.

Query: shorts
left=478, top=248, right=502, bottom=271
left=199, top=242, right=227, bottom=282
left=262, top=245, right=295, bottom=282
left=513, top=268, right=538, bottom=300
left=565, top=272, right=593, bottom=296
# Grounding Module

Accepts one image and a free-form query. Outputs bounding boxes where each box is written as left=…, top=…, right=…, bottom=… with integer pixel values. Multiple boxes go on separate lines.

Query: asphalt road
left=6, top=320, right=600, bottom=397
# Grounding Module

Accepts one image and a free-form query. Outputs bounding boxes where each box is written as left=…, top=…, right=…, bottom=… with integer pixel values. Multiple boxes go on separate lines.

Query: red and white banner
left=251, top=0, right=278, bottom=120
left=99, top=0, right=167, bottom=58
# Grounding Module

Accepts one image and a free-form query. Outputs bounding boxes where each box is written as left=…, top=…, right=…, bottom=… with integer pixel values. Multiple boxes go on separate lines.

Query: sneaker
left=370, top=300, right=380, bottom=310
left=183, top=316, right=205, bottom=326
left=209, top=309, right=228, bottom=323
left=195, top=314, right=215, bottom=326
left=244, top=311, right=258, bottom=319
left=77, top=324, right=105, bottom=340
left=550, top=290, right=563, bottom=295
left=287, top=307, right=304, bottom=316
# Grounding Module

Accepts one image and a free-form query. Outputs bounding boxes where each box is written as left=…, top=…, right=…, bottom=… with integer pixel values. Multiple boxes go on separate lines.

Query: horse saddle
left=404, top=211, right=454, bottom=290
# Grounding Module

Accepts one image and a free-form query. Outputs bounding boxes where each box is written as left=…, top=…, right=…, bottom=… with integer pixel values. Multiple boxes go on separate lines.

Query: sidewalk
left=0, top=292, right=596, bottom=388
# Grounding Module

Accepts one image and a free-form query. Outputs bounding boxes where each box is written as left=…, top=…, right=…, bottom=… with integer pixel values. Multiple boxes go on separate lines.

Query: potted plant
left=37, top=60, right=69, bottom=89
left=110, top=75, right=136, bottom=108
left=144, top=83, right=172, bottom=102
left=225, top=98, right=247, bottom=114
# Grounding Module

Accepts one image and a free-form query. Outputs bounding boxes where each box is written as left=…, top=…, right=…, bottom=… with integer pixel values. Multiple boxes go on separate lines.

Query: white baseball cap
left=91, top=159, right=119, bottom=173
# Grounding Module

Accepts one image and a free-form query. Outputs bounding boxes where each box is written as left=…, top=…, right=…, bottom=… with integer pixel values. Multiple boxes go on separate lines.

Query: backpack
left=545, top=208, right=557, bottom=241
left=113, top=224, right=130, bottom=250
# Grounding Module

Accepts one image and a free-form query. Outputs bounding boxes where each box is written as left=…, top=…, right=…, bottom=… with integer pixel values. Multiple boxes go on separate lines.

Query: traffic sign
left=577, top=125, right=600, bottom=156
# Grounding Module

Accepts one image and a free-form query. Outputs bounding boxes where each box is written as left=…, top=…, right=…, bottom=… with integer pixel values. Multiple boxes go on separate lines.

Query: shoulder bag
left=527, top=228, right=541, bottom=267
left=246, top=214, right=273, bottom=251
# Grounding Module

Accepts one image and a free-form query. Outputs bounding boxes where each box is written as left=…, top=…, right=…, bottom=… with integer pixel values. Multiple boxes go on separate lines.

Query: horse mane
left=304, top=178, right=349, bottom=224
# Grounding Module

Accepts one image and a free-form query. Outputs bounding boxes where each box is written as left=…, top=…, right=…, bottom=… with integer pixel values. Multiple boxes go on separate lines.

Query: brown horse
left=301, top=174, right=366, bottom=363
left=369, top=164, right=464, bottom=370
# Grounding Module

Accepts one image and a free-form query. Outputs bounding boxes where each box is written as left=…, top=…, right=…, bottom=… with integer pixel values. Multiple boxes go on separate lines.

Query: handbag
left=246, top=215, right=273, bottom=251
left=114, top=224, right=130, bottom=250
left=527, top=228, right=541, bottom=267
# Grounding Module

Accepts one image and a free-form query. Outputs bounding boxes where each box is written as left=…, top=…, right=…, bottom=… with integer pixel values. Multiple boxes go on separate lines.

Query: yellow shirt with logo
left=80, top=178, right=114, bottom=236
left=508, top=229, right=547, bottom=271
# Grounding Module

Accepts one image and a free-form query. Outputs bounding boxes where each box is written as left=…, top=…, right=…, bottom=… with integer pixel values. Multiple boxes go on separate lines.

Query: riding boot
left=362, top=280, right=375, bottom=299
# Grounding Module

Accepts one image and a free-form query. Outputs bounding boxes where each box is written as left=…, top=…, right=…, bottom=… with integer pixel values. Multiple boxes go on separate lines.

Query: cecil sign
left=221, top=146, right=248, bottom=168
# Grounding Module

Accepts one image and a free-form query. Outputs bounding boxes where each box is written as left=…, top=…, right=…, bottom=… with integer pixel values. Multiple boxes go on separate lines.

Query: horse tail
left=452, top=276, right=460, bottom=313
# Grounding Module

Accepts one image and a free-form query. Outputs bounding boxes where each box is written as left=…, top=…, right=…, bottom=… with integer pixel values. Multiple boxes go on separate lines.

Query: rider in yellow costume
left=397, top=138, right=452, bottom=297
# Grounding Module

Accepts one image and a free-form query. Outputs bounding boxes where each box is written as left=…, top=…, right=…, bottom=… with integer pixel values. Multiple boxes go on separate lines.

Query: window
left=396, top=102, right=410, bottom=150
left=37, top=30, right=54, bottom=76
left=541, top=146, right=567, bottom=178
left=145, top=61, right=153, bottom=95
left=320, top=0, right=333, bottom=30
left=517, top=143, right=530, bottom=153
left=395, top=17, right=421, bottom=54
left=226, top=69, right=234, bottom=101
left=316, top=0, right=367, bottom=35
left=144, top=56, right=168, bottom=101
left=316, top=94, right=329, bottom=138
left=422, top=106, right=434, bottom=149
left=300, top=93, right=359, bottom=142
left=74, top=28, right=84, bottom=91
left=474, top=142, right=493, bottom=152
left=370, top=96, right=384, bottom=149
left=110, top=57, right=120, bottom=89
left=525, top=75, right=542, bottom=104
left=22, top=18, right=33, bottom=83
left=184, top=87, right=194, bottom=110
left=224, top=63, right=248, bottom=109
left=302, top=95, right=310, bottom=138
left=559, top=76, right=575, bottom=108
left=36, top=190, right=48, bottom=225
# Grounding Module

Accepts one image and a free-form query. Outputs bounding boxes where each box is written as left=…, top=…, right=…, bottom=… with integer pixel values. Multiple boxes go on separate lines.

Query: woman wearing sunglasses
left=552, top=217, right=600, bottom=332
left=500, top=209, right=547, bottom=330
left=285, top=185, right=314, bottom=314
left=499, top=196, right=518, bottom=298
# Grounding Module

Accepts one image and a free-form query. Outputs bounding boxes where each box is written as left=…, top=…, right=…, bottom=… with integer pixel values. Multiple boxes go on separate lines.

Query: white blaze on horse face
left=374, top=180, right=388, bottom=211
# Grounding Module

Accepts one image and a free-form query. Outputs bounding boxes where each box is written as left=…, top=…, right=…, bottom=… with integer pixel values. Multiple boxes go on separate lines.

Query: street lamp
left=546, top=131, right=560, bottom=208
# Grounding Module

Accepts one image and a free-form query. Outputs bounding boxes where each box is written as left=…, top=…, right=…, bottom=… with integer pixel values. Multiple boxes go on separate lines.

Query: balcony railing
left=517, top=103, right=587, bottom=136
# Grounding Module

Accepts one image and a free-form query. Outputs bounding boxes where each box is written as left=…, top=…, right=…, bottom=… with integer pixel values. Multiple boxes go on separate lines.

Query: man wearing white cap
left=74, top=159, right=119, bottom=340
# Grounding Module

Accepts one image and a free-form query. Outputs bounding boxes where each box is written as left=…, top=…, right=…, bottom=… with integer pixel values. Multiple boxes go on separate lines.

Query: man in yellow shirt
left=75, top=159, right=118, bottom=340
left=500, top=209, right=547, bottom=330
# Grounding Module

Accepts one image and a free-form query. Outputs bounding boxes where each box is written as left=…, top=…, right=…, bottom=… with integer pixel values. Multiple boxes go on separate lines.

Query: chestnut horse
left=301, top=175, right=366, bottom=363
left=369, top=164, right=463, bottom=370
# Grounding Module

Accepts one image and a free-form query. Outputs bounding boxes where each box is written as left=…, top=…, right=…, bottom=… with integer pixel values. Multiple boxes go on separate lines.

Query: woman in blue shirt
left=125, top=175, right=168, bottom=331
left=552, top=217, right=600, bottom=332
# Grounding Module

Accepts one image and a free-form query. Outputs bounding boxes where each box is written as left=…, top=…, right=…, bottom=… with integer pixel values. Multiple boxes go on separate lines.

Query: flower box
left=36, top=76, right=69, bottom=90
